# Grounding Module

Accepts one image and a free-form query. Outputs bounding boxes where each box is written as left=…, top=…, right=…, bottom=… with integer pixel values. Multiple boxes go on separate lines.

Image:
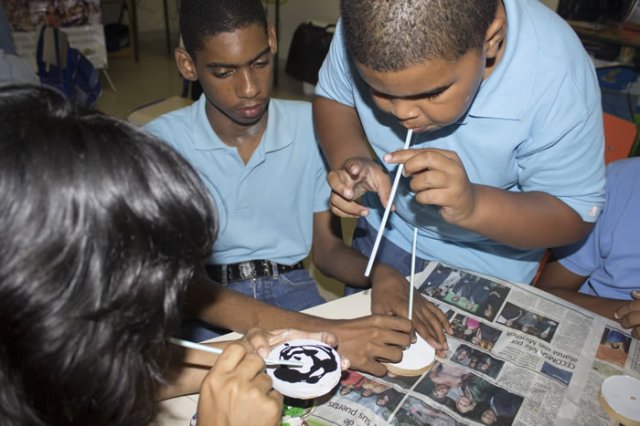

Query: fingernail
left=614, top=311, right=620, bottom=320
left=384, top=153, right=392, bottom=162
left=258, top=348, right=268, bottom=358
left=361, top=209, right=369, bottom=217
left=632, top=290, right=640, bottom=297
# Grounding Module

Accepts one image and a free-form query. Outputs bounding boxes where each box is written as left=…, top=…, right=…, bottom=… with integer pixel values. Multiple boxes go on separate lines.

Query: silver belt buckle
left=238, top=261, right=257, bottom=280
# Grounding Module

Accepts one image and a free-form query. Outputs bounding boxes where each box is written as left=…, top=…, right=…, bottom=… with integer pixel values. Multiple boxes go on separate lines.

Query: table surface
left=153, top=290, right=374, bottom=426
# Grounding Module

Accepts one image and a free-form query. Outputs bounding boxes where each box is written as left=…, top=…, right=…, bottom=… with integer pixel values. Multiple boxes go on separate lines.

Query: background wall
left=131, top=0, right=340, bottom=59
left=264, top=0, right=340, bottom=59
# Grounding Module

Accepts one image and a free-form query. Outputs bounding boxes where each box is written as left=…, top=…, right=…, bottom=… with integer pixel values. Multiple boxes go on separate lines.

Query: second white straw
left=408, top=226, right=418, bottom=321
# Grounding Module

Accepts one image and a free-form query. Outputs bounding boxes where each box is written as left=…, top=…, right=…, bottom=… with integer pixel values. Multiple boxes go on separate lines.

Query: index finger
left=330, top=191, right=369, bottom=218
left=615, top=300, right=640, bottom=320
left=327, top=170, right=357, bottom=201
left=215, top=343, right=264, bottom=376
left=414, top=303, right=451, bottom=350
left=385, top=149, right=461, bottom=178
left=373, top=314, right=414, bottom=334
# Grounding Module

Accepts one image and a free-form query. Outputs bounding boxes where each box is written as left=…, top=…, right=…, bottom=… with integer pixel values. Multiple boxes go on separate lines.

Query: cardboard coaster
left=266, top=339, right=341, bottom=400
left=385, top=334, right=436, bottom=377
left=599, top=375, right=640, bottom=426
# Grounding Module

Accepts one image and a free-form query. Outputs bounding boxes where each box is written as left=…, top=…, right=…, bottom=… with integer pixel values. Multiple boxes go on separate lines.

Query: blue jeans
left=346, top=217, right=428, bottom=295
left=180, top=268, right=326, bottom=342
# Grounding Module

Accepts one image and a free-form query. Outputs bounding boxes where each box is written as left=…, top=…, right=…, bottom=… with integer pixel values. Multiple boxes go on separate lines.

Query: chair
left=603, top=112, right=638, bottom=163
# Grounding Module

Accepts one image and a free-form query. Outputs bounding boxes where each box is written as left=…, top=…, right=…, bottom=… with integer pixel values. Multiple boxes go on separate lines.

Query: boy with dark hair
left=314, top=0, right=604, bottom=346
left=146, top=0, right=425, bottom=375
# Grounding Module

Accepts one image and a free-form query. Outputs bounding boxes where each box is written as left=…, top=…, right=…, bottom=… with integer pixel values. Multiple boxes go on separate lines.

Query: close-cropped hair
left=180, top=0, right=268, bottom=57
left=0, top=84, right=217, bottom=426
left=341, top=0, right=499, bottom=71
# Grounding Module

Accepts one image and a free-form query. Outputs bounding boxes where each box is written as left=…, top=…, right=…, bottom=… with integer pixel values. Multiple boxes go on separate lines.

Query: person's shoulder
left=270, top=98, right=313, bottom=127
left=516, top=0, right=582, bottom=55
left=144, top=100, right=199, bottom=141
left=515, top=0, right=594, bottom=82
left=270, top=98, right=312, bottom=115
left=146, top=101, right=195, bottom=126
left=606, top=157, right=640, bottom=185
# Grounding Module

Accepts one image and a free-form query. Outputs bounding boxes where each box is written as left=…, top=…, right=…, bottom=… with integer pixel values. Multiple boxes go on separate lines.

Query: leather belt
left=205, top=260, right=305, bottom=285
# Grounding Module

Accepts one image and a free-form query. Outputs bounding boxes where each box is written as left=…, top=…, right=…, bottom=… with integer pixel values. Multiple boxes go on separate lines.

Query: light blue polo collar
left=191, top=95, right=295, bottom=152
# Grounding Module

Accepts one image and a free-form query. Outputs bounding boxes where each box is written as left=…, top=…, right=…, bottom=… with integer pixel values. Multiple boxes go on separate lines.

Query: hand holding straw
left=365, top=129, right=414, bottom=276
left=169, top=337, right=304, bottom=368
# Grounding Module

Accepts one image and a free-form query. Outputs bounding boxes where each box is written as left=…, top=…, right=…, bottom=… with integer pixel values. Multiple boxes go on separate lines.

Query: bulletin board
left=1, top=0, right=107, bottom=69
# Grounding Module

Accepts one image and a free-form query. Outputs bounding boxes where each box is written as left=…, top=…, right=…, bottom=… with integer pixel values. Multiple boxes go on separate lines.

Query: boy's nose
left=391, top=99, right=419, bottom=122
left=237, top=69, right=259, bottom=98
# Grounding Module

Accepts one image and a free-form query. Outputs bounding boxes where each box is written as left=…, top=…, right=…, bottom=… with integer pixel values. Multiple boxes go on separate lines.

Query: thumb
left=376, top=171, right=393, bottom=209
left=344, top=158, right=364, bottom=180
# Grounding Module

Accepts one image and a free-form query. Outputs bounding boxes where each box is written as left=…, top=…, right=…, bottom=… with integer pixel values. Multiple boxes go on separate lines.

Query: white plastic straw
left=168, top=337, right=304, bottom=368
left=365, top=129, right=414, bottom=276
left=408, top=226, right=418, bottom=321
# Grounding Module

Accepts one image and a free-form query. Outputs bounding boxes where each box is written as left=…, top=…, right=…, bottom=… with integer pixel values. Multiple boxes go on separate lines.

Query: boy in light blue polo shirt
left=144, top=0, right=442, bottom=363
left=144, top=0, right=330, bottom=315
left=538, top=158, right=640, bottom=338
left=314, top=0, right=605, bottom=344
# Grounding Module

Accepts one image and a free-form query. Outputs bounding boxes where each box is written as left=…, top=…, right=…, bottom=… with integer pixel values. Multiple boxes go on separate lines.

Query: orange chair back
left=603, top=112, right=637, bottom=165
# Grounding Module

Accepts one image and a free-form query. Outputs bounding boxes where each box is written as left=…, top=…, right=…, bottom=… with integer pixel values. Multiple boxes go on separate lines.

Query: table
left=153, top=290, right=374, bottom=426
left=154, top=262, right=640, bottom=425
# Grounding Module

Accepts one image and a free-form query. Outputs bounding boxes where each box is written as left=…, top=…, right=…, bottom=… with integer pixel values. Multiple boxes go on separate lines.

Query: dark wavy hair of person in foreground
left=0, top=84, right=217, bottom=426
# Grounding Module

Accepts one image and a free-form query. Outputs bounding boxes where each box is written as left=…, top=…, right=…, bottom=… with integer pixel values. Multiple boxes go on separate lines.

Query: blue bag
left=36, top=26, right=102, bottom=108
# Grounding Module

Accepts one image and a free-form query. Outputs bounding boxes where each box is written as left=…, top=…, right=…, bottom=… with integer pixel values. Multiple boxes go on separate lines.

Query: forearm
left=464, top=186, right=593, bottom=249
left=313, top=96, right=372, bottom=169
left=313, top=243, right=371, bottom=287
left=186, top=270, right=347, bottom=334
left=545, top=288, right=627, bottom=320
left=537, top=260, right=625, bottom=319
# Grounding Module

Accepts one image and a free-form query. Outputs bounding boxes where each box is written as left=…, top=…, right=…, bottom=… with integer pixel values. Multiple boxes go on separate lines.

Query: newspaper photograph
left=299, top=263, right=639, bottom=426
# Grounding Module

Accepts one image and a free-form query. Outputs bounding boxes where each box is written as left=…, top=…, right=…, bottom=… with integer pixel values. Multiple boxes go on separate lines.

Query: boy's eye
left=422, top=91, right=443, bottom=100
left=253, top=59, right=270, bottom=68
left=213, top=70, right=233, bottom=78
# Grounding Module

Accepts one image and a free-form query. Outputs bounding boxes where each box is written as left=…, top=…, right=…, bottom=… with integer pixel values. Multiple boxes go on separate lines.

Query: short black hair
left=341, top=0, right=499, bottom=71
left=180, top=0, right=268, bottom=57
left=0, top=84, right=216, bottom=425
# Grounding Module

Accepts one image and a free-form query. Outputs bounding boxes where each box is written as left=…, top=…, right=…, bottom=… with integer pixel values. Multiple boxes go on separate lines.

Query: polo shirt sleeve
left=316, top=20, right=357, bottom=107
left=517, top=75, right=605, bottom=223
left=556, top=160, right=624, bottom=278
left=313, top=141, right=331, bottom=212
left=556, top=222, right=601, bottom=278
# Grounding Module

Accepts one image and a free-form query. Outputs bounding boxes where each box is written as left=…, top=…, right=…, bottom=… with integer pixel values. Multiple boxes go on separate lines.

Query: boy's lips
left=237, top=102, right=266, bottom=119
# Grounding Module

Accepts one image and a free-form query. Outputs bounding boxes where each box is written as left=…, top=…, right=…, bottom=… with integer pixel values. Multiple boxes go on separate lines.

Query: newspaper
left=302, top=263, right=639, bottom=426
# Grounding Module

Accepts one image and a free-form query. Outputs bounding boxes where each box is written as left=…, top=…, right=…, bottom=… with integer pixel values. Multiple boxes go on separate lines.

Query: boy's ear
left=267, top=25, right=278, bottom=55
left=175, top=47, right=198, bottom=81
left=484, top=14, right=507, bottom=59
